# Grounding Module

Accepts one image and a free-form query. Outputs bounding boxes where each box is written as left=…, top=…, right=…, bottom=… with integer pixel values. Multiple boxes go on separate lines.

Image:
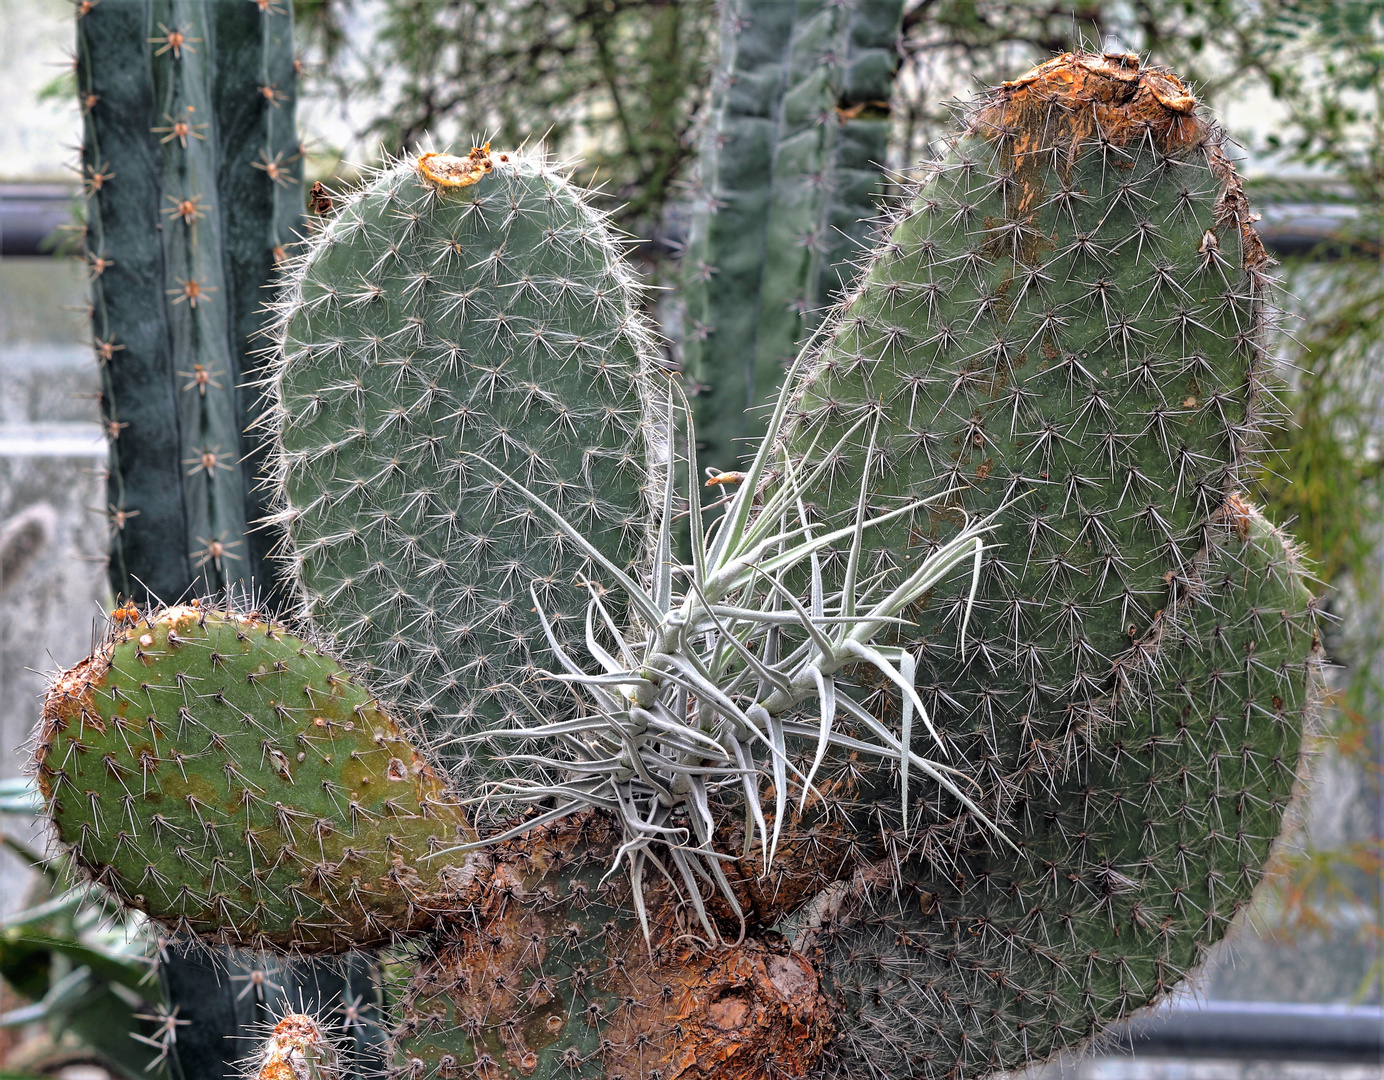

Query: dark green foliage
left=682, top=0, right=905, bottom=477
left=78, top=0, right=301, bottom=604
left=0, top=881, right=168, bottom=1080
left=266, top=149, right=660, bottom=791
left=814, top=507, right=1318, bottom=1078
left=36, top=604, right=470, bottom=952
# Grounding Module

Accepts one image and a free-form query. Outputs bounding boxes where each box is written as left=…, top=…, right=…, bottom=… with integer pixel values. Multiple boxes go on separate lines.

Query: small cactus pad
left=390, top=815, right=832, bottom=1080
left=35, top=604, right=476, bottom=952
left=267, top=148, right=660, bottom=790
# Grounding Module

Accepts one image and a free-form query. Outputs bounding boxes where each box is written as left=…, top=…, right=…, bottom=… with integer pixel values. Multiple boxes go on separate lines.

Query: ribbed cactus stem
left=77, top=0, right=300, bottom=602
left=683, top=0, right=905, bottom=476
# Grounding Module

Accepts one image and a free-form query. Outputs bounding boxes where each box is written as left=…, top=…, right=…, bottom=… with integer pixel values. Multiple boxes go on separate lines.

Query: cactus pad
left=266, top=147, right=661, bottom=790
left=814, top=501, right=1319, bottom=1077
left=35, top=604, right=474, bottom=952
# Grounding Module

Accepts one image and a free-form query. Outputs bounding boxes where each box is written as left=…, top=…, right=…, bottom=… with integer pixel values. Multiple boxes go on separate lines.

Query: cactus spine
left=683, top=0, right=905, bottom=477
left=78, top=0, right=301, bottom=602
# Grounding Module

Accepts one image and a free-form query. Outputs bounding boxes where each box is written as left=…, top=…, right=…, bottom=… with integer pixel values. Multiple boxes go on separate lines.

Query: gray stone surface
left=1021, top=1056, right=1382, bottom=1079
left=0, top=255, right=107, bottom=917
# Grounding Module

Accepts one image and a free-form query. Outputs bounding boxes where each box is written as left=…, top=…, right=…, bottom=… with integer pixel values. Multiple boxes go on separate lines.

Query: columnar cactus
left=36, top=53, right=1322, bottom=1080
left=78, top=0, right=301, bottom=602
left=683, top=0, right=905, bottom=477
left=73, top=6, right=337, bottom=1076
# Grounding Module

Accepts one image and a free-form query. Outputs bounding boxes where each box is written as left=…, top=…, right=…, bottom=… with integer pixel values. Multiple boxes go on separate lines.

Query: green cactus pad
left=763, top=52, right=1282, bottom=838
left=266, top=147, right=660, bottom=791
left=813, top=500, right=1319, bottom=1078
left=389, top=815, right=832, bottom=1080
left=36, top=604, right=475, bottom=952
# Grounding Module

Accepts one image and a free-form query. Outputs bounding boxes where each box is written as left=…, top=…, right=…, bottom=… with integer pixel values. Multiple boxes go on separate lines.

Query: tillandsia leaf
left=463, top=386, right=1009, bottom=925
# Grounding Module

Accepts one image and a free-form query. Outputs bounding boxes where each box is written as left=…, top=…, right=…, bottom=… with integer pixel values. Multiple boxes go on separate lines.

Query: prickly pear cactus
left=760, top=51, right=1322, bottom=1076
left=35, top=51, right=1323, bottom=1080
left=77, top=0, right=301, bottom=601
left=773, top=51, right=1283, bottom=831
left=35, top=602, right=472, bottom=952
left=683, top=0, right=904, bottom=477
left=264, top=146, right=662, bottom=789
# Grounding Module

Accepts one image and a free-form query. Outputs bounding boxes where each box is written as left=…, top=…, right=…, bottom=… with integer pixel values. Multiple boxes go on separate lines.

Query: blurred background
left=0, top=0, right=1380, bottom=1077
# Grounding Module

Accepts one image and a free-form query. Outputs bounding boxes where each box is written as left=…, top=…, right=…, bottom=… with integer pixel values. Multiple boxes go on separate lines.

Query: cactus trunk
left=78, top=0, right=301, bottom=603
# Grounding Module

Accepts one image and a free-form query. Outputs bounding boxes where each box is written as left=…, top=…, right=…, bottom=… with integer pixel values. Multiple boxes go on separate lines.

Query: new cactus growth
left=252, top=1012, right=342, bottom=1080
left=264, top=146, right=661, bottom=788
left=35, top=602, right=472, bottom=952
left=36, top=50, right=1324, bottom=1080
left=683, top=0, right=905, bottom=477
left=77, top=0, right=301, bottom=602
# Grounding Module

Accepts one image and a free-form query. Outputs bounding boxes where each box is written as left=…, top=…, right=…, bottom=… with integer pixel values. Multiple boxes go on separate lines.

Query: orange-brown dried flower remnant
left=416, top=144, right=495, bottom=189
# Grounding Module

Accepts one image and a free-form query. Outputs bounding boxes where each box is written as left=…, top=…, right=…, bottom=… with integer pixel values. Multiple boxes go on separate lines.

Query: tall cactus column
left=78, top=0, right=301, bottom=604
left=73, top=4, right=325, bottom=1078
left=682, top=0, right=904, bottom=476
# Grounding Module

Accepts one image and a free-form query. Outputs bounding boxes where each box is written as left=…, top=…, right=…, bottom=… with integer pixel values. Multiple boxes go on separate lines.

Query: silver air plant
left=443, top=368, right=1011, bottom=939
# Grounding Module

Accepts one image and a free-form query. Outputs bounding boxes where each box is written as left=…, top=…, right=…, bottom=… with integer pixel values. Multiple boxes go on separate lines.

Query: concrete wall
left=0, top=255, right=107, bottom=916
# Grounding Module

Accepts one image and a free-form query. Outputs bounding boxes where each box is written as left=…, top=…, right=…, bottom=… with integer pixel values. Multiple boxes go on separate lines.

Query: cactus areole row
left=37, top=55, right=1321, bottom=1080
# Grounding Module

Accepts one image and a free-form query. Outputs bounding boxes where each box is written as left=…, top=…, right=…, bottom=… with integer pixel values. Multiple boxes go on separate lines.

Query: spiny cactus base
left=35, top=603, right=472, bottom=952
left=391, top=815, right=832, bottom=1080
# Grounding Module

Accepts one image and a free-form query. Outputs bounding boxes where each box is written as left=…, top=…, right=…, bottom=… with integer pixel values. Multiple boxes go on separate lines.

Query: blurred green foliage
left=294, top=0, right=716, bottom=231
left=0, top=780, right=170, bottom=1080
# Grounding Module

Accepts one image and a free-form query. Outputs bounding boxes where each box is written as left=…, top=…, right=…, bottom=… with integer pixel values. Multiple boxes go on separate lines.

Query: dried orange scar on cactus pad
left=34, top=603, right=479, bottom=952
left=416, top=145, right=499, bottom=188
